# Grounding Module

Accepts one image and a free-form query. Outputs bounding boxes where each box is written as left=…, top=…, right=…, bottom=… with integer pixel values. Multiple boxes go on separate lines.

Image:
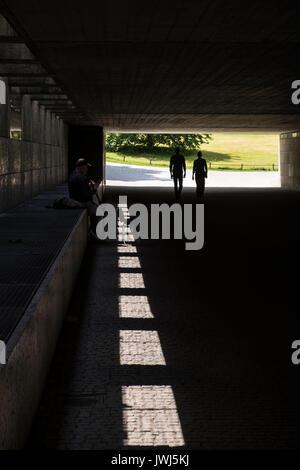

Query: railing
left=119, top=156, right=279, bottom=171
left=122, top=155, right=278, bottom=171
left=123, top=155, right=154, bottom=165
left=208, top=162, right=278, bottom=171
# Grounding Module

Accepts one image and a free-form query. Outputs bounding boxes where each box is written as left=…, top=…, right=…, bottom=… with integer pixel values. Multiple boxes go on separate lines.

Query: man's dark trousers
left=174, top=175, right=183, bottom=199
left=196, top=175, right=205, bottom=201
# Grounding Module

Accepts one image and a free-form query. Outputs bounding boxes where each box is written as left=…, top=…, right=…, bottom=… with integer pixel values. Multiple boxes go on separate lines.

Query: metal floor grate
left=0, top=185, right=84, bottom=343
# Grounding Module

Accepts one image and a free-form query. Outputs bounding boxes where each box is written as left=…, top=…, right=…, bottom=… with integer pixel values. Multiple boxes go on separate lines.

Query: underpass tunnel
left=1, top=1, right=300, bottom=450
left=1, top=2, right=300, bottom=211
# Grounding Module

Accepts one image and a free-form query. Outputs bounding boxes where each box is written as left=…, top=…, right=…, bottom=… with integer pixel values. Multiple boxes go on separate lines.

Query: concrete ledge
left=0, top=210, right=88, bottom=449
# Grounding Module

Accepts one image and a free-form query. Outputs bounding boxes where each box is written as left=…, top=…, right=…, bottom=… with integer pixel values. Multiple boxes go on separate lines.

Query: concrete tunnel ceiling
left=1, top=0, right=300, bottom=132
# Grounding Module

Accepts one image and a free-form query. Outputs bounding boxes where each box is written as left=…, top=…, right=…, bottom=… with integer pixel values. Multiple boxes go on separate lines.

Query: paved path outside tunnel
left=106, top=162, right=280, bottom=188
left=28, top=186, right=300, bottom=449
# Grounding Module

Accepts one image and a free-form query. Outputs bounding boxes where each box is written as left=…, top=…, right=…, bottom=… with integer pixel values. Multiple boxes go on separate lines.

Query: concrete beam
left=10, top=87, right=64, bottom=95
left=0, top=59, right=39, bottom=64
left=55, top=111, right=84, bottom=117
left=0, top=36, right=23, bottom=43
left=0, top=12, right=15, bottom=36
left=0, top=63, right=48, bottom=75
left=8, top=77, right=56, bottom=86
left=3, top=72, right=49, bottom=78
left=37, top=99, right=73, bottom=105
left=0, top=43, right=34, bottom=60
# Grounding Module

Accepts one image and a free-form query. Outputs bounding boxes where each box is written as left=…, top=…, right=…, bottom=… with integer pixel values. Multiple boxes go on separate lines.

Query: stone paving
left=28, top=186, right=300, bottom=449
left=106, top=162, right=280, bottom=188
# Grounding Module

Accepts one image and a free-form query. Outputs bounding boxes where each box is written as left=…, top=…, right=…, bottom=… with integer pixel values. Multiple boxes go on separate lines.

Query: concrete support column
left=21, top=95, right=33, bottom=141
left=0, top=78, right=10, bottom=138
left=51, top=114, right=55, bottom=145
left=68, top=125, right=105, bottom=183
left=280, top=132, right=300, bottom=190
left=44, top=110, right=51, bottom=145
left=39, top=105, right=45, bottom=144
left=62, top=121, right=69, bottom=181
left=21, top=96, right=33, bottom=200
left=31, top=100, right=40, bottom=143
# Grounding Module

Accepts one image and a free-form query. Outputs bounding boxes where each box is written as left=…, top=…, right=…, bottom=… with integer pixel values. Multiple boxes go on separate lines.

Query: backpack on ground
left=52, top=197, right=85, bottom=209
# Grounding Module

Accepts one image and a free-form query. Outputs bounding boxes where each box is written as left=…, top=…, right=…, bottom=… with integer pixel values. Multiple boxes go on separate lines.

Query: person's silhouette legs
left=196, top=176, right=205, bottom=203
left=178, top=175, right=183, bottom=196
left=174, top=175, right=183, bottom=201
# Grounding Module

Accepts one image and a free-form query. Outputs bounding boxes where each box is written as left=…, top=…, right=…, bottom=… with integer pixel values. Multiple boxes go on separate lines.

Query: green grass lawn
left=106, top=134, right=279, bottom=171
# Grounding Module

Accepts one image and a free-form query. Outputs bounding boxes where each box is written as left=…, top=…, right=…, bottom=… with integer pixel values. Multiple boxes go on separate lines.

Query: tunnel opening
left=105, top=132, right=280, bottom=190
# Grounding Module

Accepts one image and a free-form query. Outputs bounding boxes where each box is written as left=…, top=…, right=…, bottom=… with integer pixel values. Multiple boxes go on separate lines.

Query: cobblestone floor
left=28, top=187, right=300, bottom=449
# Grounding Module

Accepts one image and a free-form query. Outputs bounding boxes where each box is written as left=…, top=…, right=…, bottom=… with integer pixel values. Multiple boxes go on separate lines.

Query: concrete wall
left=280, top=132, right=300, bottom=189
left=0, top=210, right=88, bottom=449
left=0, top=92, right=68, bottom=213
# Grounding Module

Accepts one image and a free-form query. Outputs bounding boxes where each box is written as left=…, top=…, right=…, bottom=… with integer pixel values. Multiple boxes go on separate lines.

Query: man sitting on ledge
left=68, top=158, right=99, bottom=238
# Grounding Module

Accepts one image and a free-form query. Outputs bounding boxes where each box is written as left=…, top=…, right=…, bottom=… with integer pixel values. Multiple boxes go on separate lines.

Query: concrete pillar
left=38, top=105, right=46, bottom=192
left=21, top=95, right=32, bottom=141
left=0, top=78, right=10, bottom=138
left=39, top=105, right=45, bottom=144
left=280, top=132, right=300, bottom=190
left=62, top=121, right=68, bottom=181
left=44, top=109, right=51, bottom=145
left=20, top=95, right=33, bottom=201
left=68, top=125, right=105, bottom=182
left=31, top=100, right=40, bottom=143
left=51, top=113, right=56, bottom=146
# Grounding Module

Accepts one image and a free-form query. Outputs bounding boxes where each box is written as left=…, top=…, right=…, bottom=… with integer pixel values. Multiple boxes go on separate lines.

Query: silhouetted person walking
left=170, top=147, right=186, bottom=201
left=192, top=151, right=207, bottom=202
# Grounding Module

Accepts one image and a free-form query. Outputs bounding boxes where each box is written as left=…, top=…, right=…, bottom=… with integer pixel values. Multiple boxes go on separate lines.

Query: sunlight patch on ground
left=122, top=386, right=185, bottom=447
left=118, top=245, right=138, bottom=253
left=119, top=273, right=145, bottom=289
left=119, top=295, right=154, bottom=319
left=120, top=330, right=166, bottom=366
left=118, top=256, right=141, bottom=268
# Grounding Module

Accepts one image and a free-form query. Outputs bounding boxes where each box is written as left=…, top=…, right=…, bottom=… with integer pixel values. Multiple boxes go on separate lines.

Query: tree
left=157, top=134, right=212, bottom=150
left=106, top=133, right=140, bottom=151
left=106, top=133, right=212, bottom=152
